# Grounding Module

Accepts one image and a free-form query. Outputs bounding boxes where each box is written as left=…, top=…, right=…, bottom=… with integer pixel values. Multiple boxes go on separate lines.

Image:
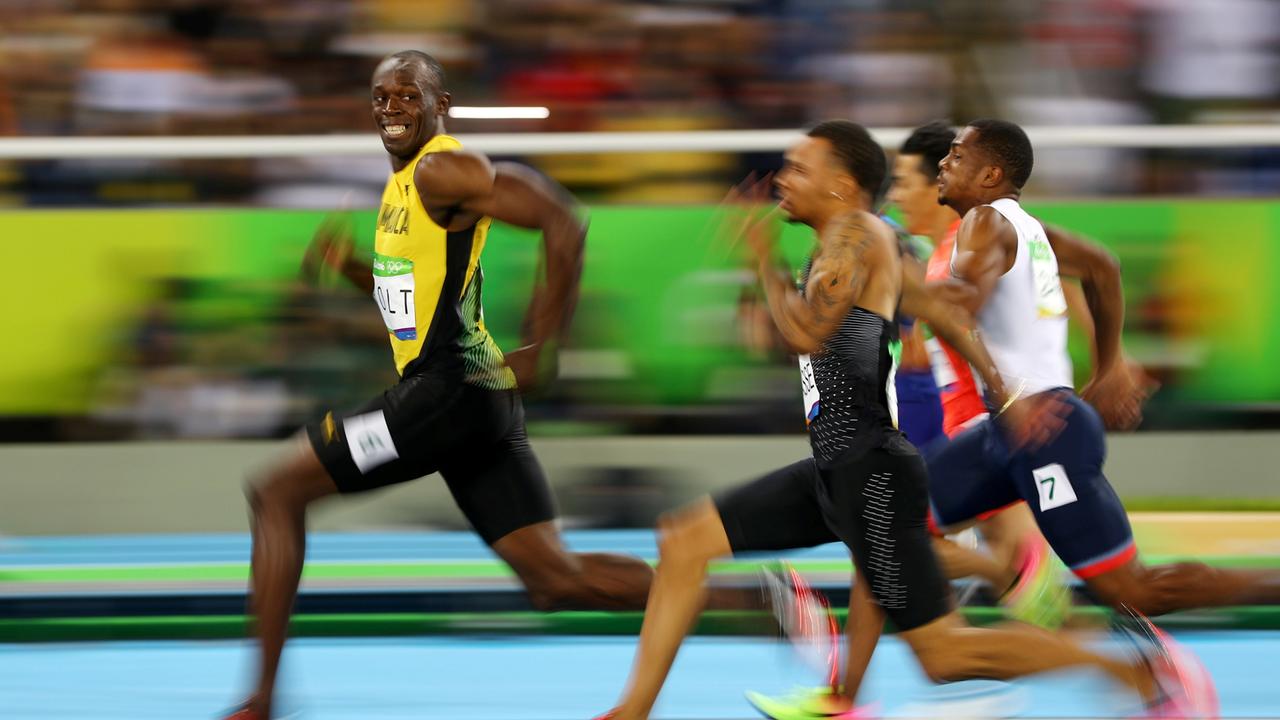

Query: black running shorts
left=715, top=440, right=951, bottom=632
left=306, top=373, right=556, bottom=545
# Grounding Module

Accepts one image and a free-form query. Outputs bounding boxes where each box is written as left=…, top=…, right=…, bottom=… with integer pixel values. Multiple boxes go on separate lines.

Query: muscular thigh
left=439, top=391, right=557, bottom=546
left=819, top=443, right=952, bottom=632
left=1011, top=394, right=1135, bottom=579
left=714, top=458, right=838, bottom=553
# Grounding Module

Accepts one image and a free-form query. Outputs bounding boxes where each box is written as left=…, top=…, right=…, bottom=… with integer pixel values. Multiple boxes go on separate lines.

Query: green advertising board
left=0, top=201, right=1276, bottom=417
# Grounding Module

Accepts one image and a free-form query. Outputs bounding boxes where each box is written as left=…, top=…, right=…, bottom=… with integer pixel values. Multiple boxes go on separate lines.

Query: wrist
left=1095, top=343, right=1126, bottom=369
left=518, top=337, right=556, bottom=353
left=979, top=364, right=1008, bottom=405
left=994, top=379, right=1028, bottom=418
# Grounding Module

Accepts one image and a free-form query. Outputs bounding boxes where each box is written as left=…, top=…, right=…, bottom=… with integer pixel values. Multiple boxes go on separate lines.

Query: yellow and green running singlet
left=372, top=134, right=516, bottom=389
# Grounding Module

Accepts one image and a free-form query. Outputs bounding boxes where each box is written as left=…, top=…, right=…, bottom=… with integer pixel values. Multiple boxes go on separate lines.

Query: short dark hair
left=966, top=118, right=1033, bottom=189
left=384, top=50, right=446, bottom=89
left=807, top=120, right=887, bottom=204
left=899, top=121, right=955, bottom=181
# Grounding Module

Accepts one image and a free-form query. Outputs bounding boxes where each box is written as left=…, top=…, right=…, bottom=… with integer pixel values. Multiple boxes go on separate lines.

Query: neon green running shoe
left=745, top=686, right=877, bottom=719
left=1001, top=535, right=1072, bottom=630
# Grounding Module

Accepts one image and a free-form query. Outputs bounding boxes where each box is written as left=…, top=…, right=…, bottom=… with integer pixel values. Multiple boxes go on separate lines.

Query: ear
left=834, top=174, right=858, bottom=202
left=980, top=164, right=1004, bottom=189
left=435, top=91, right=452, bottom=117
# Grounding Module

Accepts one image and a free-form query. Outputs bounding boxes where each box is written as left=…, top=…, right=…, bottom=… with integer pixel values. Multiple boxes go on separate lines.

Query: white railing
left=1, top=125, right=1280, bottom=160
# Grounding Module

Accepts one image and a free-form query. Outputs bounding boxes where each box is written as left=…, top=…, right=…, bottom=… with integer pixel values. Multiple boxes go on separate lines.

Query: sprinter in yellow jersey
left=225, top=51, right=654, bottom=720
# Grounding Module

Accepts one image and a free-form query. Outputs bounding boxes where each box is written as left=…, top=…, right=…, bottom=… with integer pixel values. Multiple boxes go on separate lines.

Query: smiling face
left=370, top=58, right=449, bottom=163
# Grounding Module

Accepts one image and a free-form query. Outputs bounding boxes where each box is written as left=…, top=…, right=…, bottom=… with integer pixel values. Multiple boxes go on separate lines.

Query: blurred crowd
left=1, top=0, right=1280, bottom=204
left=3, top=0, right=1280, bottom=442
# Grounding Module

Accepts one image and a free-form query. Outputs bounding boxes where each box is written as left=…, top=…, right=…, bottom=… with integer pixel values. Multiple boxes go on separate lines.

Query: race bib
left=373, top=252, right=416, bottom=340
left=1033, top=463, right=1078, bottom=512
left=886, top=338, right=902, bottom=429
left=925, top=335, right=958, bottom=391
left=344, top=409, right=399, bottom=475
left=799, top=353, right=821, bottom=424
left=1028, top=237, right=1067, bottom=319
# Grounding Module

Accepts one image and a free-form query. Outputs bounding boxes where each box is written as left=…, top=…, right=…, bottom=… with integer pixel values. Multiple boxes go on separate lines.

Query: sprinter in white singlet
left=927, top=119, right=1280, bottom=626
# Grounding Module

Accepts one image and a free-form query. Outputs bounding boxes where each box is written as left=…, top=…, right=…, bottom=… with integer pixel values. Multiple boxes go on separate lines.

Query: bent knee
left=1119, top=562, right=1212, bottom=616
left=904, top=623, right=996, bottom=684
left=654, top=502, right=727, bottom=566
left=245, top=467, right=332, bottom=515
left=656, top=522, right=714, bottom=570
left=915, top=648, right=981, bottom=684
left=1088, top=575, right=1179, bottom=616
left=524, top=573, right=589, bottom=612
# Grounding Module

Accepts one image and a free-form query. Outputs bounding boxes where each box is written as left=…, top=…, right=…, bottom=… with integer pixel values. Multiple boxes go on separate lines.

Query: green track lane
left=5, top=606, right=1280, bottom=643
left=4, top=555, right=1279, bottom=585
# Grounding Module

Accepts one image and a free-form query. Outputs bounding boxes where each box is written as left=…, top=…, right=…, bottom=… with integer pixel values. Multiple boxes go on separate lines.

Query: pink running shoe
left=1117, top=607, right=1219, bottom=719
left=761, top=562, right=842, bottom=691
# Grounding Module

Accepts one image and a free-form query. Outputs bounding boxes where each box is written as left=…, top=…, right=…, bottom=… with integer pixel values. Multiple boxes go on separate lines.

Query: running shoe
left=1115, top=606, right=1219, bottom=719
left=760, top=562, right=841, bottom=687
left=1000, top=535, right=1071, bottom=630
left=746, top=686, right=877, bottom=719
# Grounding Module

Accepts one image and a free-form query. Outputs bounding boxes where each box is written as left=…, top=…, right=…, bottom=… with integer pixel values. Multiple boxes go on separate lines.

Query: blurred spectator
left=0, top=0, right=1275, bottom=202
left=5, top=0, right=1280, bottom=440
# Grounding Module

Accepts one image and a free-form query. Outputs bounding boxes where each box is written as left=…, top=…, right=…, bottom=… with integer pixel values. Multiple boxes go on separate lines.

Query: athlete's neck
left=925, top=206, right=961, bottom=245
left=812, top=201, right=870, bottom=239
left=950, top=190, right=1018, bottom=218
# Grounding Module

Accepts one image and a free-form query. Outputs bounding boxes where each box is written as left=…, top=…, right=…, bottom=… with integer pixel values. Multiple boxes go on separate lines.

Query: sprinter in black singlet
left=595, top=121, right=1173, bottom=720
left=223, top=51, right=654, bottom=720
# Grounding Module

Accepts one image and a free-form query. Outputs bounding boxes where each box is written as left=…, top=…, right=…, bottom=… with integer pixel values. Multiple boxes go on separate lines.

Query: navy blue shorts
left=895, top=368, right=945, bottom=450
left=925, top=390, right=1136, bottom=579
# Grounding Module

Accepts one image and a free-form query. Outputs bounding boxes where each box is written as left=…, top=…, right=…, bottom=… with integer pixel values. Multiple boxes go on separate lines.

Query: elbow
left=543, top=210, right=586, bottom=262
left=785, top=333, right=822, bottom=355
left=557, top=209, right=588, bottom=249
left=919, top=300, right=972, bottom=339
left=1089, top=247, right=1121, bottom=285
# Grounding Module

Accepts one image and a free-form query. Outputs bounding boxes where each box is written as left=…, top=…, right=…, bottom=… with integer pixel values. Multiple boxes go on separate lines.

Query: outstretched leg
left=1087, top=557, right=1280, bottom=616
left=611, top=499, right=733, bottom=719
left=491, top=520, right=654, bottom=610
left=239, top=436, right=341, bottom=718
left=900, top=612, right=1157, bottom=701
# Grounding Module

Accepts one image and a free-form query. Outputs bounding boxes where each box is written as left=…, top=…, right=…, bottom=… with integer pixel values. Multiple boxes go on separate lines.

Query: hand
left=997, top=390, right=1073, bottom=451
left=718, top=172, right=779, bottom=266
left=505, top=342, right=558, bottom=394
left=301, top=214, right=355, bottom=285
left=1081, top=356, right=1158, bottom=431
left=745, top=213, right=781, bottom=270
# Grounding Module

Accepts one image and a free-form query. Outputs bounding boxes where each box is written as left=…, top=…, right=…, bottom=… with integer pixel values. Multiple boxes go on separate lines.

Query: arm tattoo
left=759, top=214, right=876, bottom=351
left=833, top=215, right=874, bottom=301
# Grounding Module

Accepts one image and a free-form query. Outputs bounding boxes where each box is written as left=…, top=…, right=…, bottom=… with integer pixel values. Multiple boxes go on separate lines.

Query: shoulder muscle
left=414, top=150, right=495, bottom=204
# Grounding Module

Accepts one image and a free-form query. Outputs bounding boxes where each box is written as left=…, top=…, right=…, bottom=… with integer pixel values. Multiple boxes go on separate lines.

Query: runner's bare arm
left=301, top=215, right=374, bottom=294
left=905, top=266, right=1070, bottom=447
left=1044, top=224, right=1153, bottom=429
left=949, top=205, right=1017, bottom=315
left=1044, top=224, right=1123, bottom=375
left=415, top=151, right=586, bottom=352
left=756, top=213, right=875, bottom=354
left=901, top=266, right=1012, bottom=408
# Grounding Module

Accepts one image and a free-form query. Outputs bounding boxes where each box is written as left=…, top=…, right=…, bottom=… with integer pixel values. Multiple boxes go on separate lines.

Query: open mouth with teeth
left=383, top=124, right=409, bottom=138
